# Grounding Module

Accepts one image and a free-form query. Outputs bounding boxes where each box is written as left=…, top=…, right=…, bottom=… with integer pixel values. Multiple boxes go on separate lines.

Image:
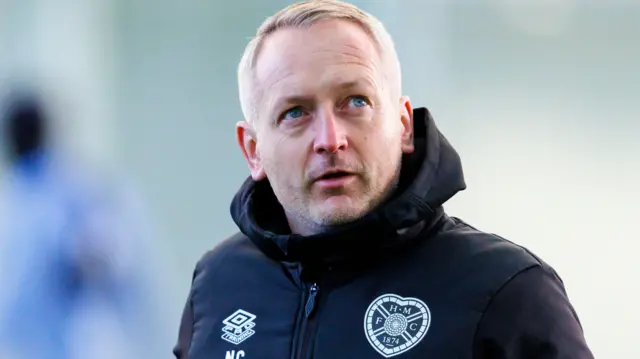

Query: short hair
left=237, top=0, right=402, bottom=123
left=2, top=92, right=48, bottom=159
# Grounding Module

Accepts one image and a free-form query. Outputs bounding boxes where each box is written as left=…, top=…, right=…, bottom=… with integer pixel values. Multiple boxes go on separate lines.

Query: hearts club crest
left=364, top=293, right=431, bottom=357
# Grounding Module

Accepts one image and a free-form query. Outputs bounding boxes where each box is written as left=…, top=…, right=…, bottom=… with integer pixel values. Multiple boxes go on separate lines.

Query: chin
left=315, top=213, right=360, bottom=227
left=312, top=197, right=368, bottom=226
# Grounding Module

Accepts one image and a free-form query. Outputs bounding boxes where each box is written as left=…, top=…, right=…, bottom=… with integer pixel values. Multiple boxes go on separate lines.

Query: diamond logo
left=221, top=309, right=257, bottom=345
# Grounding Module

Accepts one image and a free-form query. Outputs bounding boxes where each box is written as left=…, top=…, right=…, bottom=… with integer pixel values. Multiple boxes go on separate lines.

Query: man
left=174, top=1, right=594, bottom=358
left=0, top=90, right=171, bottom=359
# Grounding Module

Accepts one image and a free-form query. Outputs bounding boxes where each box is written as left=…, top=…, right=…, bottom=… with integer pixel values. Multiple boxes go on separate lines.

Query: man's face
left=237, top=19, right=414, bottom=231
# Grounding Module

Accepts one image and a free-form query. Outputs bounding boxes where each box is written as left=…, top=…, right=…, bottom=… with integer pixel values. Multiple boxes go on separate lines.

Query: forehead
left=254, top=19, right=382, bottom=99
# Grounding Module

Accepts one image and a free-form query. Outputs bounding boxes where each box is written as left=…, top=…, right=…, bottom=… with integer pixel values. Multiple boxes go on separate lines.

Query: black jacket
left=174, top=108, right=593, bottom=359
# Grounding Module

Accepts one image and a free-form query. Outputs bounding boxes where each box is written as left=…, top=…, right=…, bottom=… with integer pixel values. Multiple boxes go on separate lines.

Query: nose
left=312, top=109, right=348, bottom=154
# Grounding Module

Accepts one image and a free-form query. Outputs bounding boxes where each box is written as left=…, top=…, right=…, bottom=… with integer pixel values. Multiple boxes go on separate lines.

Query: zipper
left=305, top=283, right=319, bottom=317
left=293, top=282, right=320, bottom=359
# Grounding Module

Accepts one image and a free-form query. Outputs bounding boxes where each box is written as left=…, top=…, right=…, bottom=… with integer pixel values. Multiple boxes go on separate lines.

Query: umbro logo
left=221, top=309, right=257, bottom=345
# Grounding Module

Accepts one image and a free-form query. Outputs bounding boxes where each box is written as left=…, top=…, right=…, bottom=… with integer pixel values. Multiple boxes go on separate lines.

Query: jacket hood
left=230, top=107, right=466, bottom=264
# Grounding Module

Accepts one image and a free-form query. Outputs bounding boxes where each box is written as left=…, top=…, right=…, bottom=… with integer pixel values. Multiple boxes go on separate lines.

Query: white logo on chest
left=221, top=309, right=256, bottom=345
left=364, top=294, right=431, bottom=357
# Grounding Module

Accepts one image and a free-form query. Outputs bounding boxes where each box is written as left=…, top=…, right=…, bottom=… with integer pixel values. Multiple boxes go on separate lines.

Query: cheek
left=363, top=131, right=403, bottom=173
left=260, top=139, right=307, bottom=179
left=360, top=121, right=402, bottom=153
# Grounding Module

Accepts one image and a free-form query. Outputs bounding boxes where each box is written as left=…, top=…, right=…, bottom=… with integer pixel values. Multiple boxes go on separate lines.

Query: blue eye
left=283, top=107, right=305, bottom=121
left=348, top=96, right=368, bottom=108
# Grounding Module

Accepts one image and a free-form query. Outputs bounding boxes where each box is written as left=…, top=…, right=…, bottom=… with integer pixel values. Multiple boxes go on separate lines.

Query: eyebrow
left=279, top=80, right=371, bottom=103
left=335, top=80, right=362, bottom=92
left=271, top=95, right=315, bottom=115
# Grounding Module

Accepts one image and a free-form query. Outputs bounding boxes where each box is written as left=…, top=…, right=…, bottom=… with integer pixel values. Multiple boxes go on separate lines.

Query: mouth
left=317, top=171, right=353, bottom=181
left=313, top=170, right=356, bottom=188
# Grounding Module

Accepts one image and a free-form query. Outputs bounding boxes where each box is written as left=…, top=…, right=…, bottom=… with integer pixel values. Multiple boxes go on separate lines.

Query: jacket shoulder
left=193, top=231, right=261, bottom=279
left=441, top=216, right=547, bottom=271
left=424, top=216, right=555, bottom=306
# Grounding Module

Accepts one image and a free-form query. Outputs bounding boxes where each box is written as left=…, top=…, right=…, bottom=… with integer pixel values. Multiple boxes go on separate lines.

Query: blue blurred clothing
left=0, top=152, right=78, bottom=359
left=0, top=150, right=170, bottom=359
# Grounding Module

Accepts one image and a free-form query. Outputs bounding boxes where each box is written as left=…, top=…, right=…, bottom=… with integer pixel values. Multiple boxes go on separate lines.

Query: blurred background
left=0, top=0, right=637, bottom=358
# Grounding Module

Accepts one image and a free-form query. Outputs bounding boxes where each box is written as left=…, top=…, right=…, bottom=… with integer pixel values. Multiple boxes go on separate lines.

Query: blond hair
left=237, top=0, right=402, bottom=123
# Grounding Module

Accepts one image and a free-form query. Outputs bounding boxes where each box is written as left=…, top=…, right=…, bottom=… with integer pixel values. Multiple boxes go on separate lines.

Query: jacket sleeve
left=472, top=265, right=594, bottom=359
left=173, top=289, right=195, bottom=359
left=173, top=260, right=204, bottom=359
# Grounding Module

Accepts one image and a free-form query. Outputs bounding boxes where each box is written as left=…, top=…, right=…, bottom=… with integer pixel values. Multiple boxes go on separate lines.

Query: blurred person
left=174, top=1, right=593, bottom=358
left=0, top=90, right=171, bottom=359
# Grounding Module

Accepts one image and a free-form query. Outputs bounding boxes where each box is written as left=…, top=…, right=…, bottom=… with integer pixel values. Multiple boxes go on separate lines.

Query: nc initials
left=225, top=350, right=245, bottom=359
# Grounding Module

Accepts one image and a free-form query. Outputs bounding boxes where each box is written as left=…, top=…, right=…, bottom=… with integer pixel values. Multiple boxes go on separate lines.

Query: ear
left=236, top=120, right=266, bottom=181
left=399, top=96, right=414, bottom=154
